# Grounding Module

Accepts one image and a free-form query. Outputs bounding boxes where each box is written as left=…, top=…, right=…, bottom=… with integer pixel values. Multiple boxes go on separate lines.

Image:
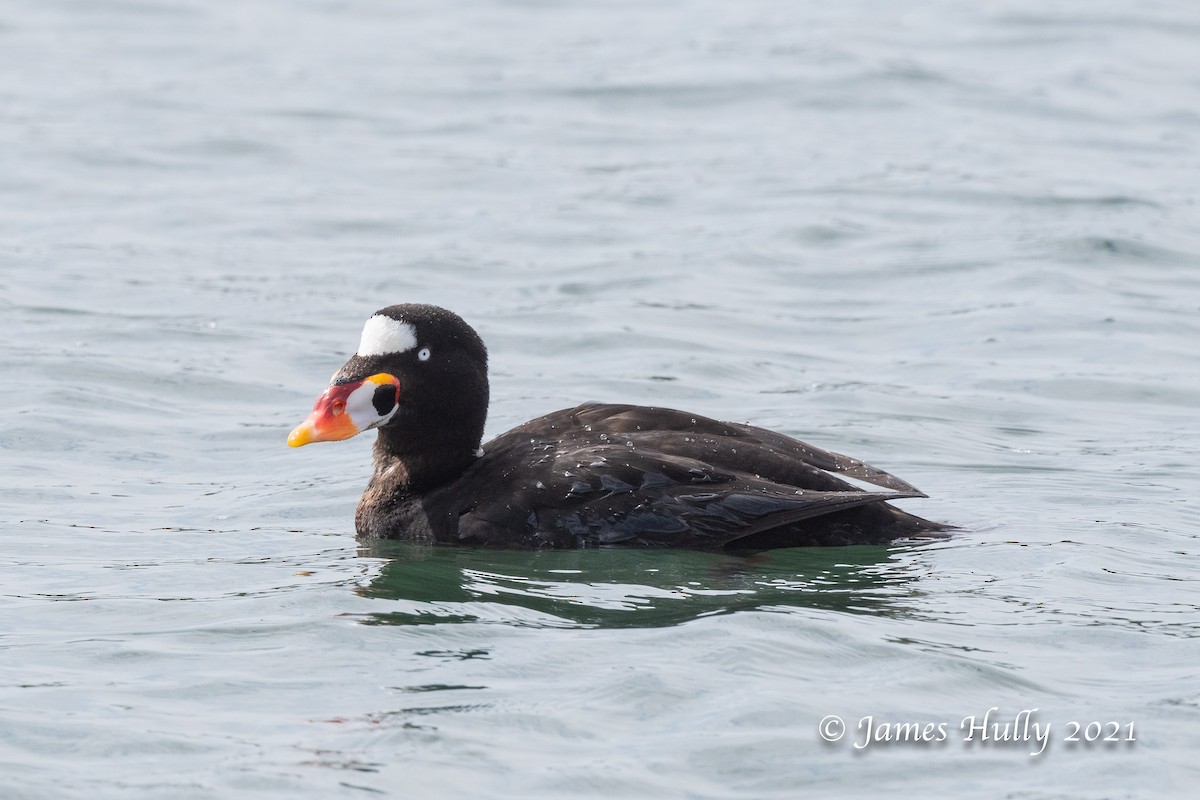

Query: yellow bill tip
left=287, top=420, right=317, bottom=448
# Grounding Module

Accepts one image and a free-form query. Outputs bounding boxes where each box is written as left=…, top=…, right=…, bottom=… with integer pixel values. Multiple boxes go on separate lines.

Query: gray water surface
left=2, top=1, right=1199, bottom=798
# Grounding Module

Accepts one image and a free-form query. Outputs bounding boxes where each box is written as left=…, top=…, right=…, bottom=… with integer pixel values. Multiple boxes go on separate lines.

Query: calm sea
left=2, top=1, right=1198, bottom=797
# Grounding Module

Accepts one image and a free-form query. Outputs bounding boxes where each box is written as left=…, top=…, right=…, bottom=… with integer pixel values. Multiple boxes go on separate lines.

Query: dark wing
left=556, top=403, right=927, bottom=494
left=441, top=403, right=937, bottom=548
left=723, top=422, right=926, bottom=495
left=542, top=482, right=926, bottom=547
left=450, top=446, right=925, bottom=549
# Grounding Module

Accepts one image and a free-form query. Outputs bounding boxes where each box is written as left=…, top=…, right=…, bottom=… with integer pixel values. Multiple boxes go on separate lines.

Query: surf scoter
left=288, top=304, right=948, bottom=549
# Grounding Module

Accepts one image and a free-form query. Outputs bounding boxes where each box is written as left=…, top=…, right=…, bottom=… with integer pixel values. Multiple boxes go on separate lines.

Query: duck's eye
left=417, top=347, right=431, bottom=362
left=332, top=399, right=346, bottom=415
left=372, top=383, right=398, bottom=416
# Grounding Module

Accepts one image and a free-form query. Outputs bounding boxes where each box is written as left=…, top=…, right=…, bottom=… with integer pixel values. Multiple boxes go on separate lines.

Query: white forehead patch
left=357, top=315, right=417, bottom=356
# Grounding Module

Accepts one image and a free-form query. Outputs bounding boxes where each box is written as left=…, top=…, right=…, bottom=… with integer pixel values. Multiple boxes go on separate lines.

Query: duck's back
left=397, top=403, right=947, bottom=548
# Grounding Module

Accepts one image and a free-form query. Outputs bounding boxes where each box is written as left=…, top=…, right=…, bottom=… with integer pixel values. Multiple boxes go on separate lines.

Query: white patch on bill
left=357, top=315, right=417, bottom=356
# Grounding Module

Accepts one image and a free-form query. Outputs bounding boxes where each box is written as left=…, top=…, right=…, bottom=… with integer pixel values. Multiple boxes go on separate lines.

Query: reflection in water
left=353, top=541, right=934, bottom=629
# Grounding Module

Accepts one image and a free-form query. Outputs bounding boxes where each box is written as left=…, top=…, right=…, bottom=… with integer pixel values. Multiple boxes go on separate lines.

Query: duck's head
left=288, top=304, right=489, bottom=462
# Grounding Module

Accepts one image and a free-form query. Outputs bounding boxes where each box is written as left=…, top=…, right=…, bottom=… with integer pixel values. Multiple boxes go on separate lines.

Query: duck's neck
left=370, top=426, right=480, bottom=495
